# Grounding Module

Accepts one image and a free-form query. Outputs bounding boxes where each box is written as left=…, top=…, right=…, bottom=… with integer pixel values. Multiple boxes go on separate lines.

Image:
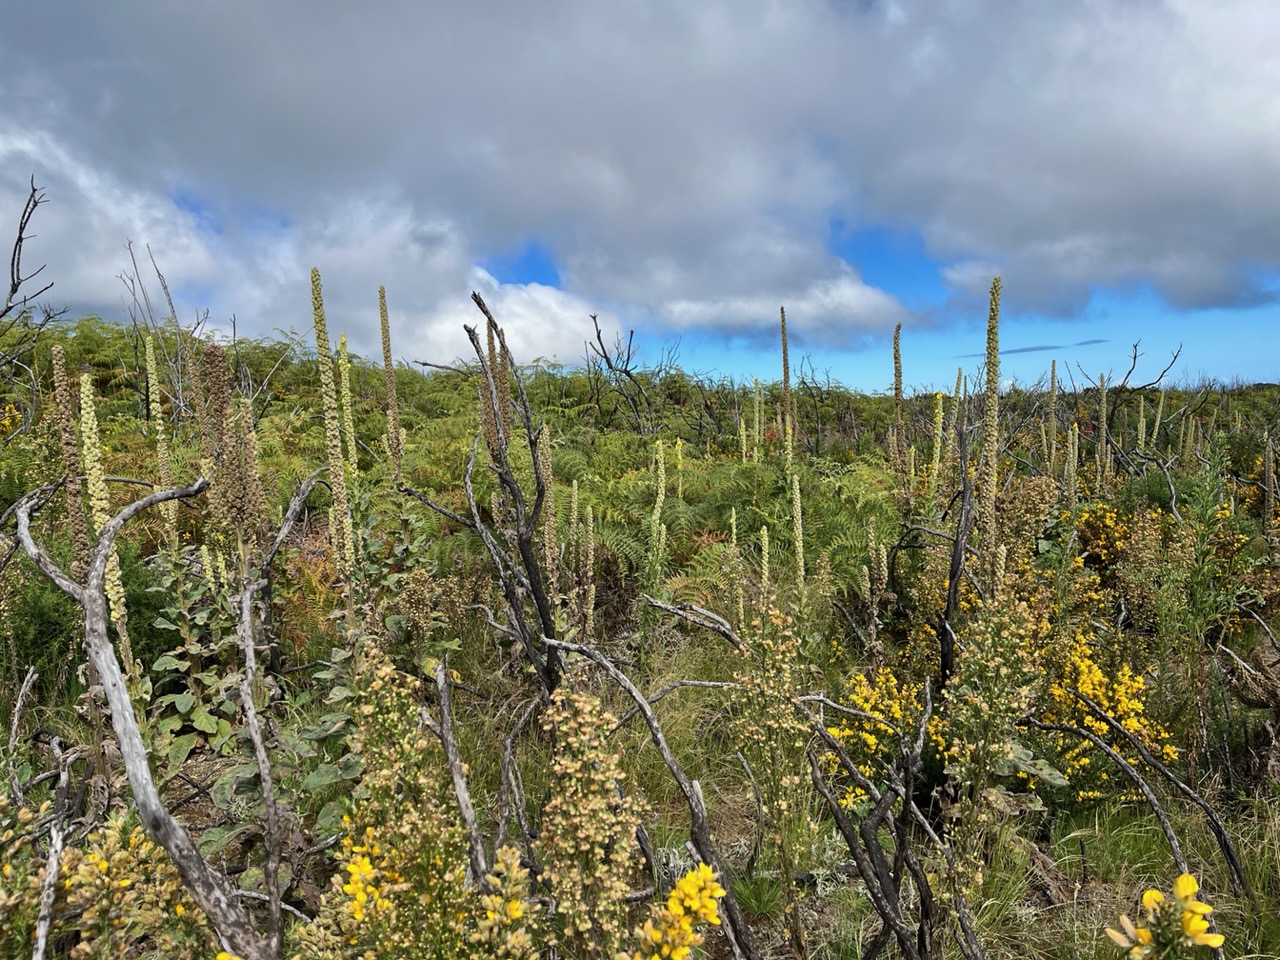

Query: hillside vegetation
left=3, top=268, right=1280, bottom=960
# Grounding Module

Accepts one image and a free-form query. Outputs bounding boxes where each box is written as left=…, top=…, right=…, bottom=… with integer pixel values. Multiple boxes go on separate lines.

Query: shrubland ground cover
left=2, top=268, right=1280, bottom=959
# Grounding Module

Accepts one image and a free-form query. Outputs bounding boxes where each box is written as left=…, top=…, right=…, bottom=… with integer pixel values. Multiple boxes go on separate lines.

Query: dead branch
left=641, top=594, right=744, bottom=649
left=14, top=477, right=279, bottom=960
left=1069, top=689, right=1251, bottom=901
left=431, top=660, right=489, bottom=887
left=237, top=578, right=285, bottom=955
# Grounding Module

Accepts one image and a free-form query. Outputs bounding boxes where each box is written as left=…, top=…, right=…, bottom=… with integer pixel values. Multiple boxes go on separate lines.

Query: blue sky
left=2, top=1, right=1279, bottom=387
left=494, top=237, right=1278, bottom=391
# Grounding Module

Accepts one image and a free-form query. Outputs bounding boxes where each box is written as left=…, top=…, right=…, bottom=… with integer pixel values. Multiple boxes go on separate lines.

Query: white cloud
left=2, top=0, right=1279, bottom=354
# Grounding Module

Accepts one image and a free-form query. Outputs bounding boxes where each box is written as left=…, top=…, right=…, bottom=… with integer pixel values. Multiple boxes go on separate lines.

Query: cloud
left=2, top=0, right=1279, bottom=354
left=956, top=338, right=1110, bottom=359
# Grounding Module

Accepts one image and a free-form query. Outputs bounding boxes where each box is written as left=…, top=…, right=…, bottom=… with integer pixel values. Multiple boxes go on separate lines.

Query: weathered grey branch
left=432, top=660, right=489, bottom=887
left=237, top=578, right=284, bottom=955
left=1069, top=689, right=1251, bottom=901
left=642, top=594, right=744, bottom=650
left=15, top=478, right=277, bottom=960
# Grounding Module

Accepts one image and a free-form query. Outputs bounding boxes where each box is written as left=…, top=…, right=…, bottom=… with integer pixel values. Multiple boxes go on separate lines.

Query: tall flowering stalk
left=944, top=367, right=965, bottom=471
left=1066, top=423, right=1080, bottom=511
left=977, top=277, right=1002, bottom=585
left=310, top=268, right=355, bottom=586
left=1048, top=359, right=1058, bottom=476
left=80, top=374, right=132, bottom=667
left=792, top=473, right=805, bottom=594
left=338, top=334, right=359, bottom=482
left=648, top=439, right=666, bottom=583
left=892, top=322, right=908, bottom=477
left=1153, top=389, right=1166, bottom=454
left=1265, top=433, right=1275, bottom=544
left=760, top=525, right=771, bottom=599
left=538, top=691, right=642, bottom=957
left=753, top=377, right=762, bottom=460
left=144, top=336, right=177, bottom=543
left=780, top=306, right=793, bottom=465
left=929, top=391, right=946, bottom=502
left=378, top=286, right=403, bottom=481
left=539, top=436, right=558, bottom=599
left=51, top=346, right=90, bottom=580
left=1097, top=372, right=1110, bottom=489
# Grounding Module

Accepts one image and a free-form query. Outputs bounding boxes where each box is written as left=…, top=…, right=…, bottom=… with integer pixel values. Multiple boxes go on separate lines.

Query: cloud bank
left=2, top=1, right=1278, bottom=362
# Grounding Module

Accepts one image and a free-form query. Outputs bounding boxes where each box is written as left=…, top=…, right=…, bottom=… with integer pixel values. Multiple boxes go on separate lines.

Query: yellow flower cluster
left=471, top=845, right=534, bottom=958
left=1077, top=503, right=1129, bottom=566
left=1046, top=630, right=1174, bottom=801
left=58, top=819, right=207, bottom=959
left=629, top=864, right=726, bottom=960
left=341, top=849, right=390, bottom=923
left=826, top=667, right=918, bottom=808
left=289, top=648, right=476, bottom=960
left=1106, top=872, right=1224, bottom=956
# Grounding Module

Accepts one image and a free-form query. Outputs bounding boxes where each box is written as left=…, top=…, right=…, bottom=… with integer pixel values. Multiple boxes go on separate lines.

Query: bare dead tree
left=1, top=179, right=66, bottom=426
left=403, top=293, right=562, bottom=697
left=13, top=476, right=293, bottom=960
left=586, top=314, right=656, bottom=435
left=797, top=684, right=985, bottom=960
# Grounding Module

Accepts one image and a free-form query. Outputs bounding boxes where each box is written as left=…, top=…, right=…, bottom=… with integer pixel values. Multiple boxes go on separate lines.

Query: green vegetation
left=3, top=271, right=1280, bottom=960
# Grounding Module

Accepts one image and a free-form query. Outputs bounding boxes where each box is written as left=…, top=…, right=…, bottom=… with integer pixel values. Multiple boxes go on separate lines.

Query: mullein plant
left=892, top=322, right=909, bottom=481
left=1264, top=433, right=1275, bottom=545
left=648, top=438, right=666, bottom=586
left=792, top=473, right=806, bottom=597
left=539, top=435, right=558, bottom=601
left=80, top=373, right=133, bottom=672
left=51, top=346, right=97, bottom=701
left=1097, top=373, right=1110, bottom=489
left=1066, top=423, right=1080, bottom=511
left=567, top=483, right=597, bottom=640
left=1153, top=388, right=1166, bottom=455
left=977, top=277, right=1002, bottom=590
left=759, top=525, right=771, bottom=602
left=928, top=391, right=946, bottom=505
left=1048, top=359, right=1059, bottom=477
left=944, top=367, right=965, bottom=485
left=747, top=378, right=757, bottom=463
left=51, top=346, right=90, bottom=581
left=731, top=506, right=746, bottom=633
left=310, top=269, right=357, bottom=600
left=378, top=287, right=403, bottom=481
left=538, top=690, right=644, bottom=958
left=674, top=437, right=683, bottom=501
left=338, top=334, right=359, bottom=482
left=144, top=336, right=177, bottom=544
left=780, top=306, right=793, bottom=472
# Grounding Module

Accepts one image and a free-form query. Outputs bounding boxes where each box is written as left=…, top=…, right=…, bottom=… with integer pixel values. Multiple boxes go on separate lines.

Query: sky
left=2, top=1, right=1279, bottom=393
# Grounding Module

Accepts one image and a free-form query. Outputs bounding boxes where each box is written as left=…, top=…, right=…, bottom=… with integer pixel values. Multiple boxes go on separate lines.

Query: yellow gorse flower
left=629, top=864, right=726, bottom=960
left=1106, top=871, right=1224, bottom=956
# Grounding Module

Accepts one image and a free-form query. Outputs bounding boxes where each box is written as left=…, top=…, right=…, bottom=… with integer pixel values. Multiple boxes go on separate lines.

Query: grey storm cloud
left=2, top=0, right=1279, bottom=362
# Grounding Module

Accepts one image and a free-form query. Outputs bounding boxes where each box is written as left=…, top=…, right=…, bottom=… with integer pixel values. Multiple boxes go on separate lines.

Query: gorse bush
left=3, top=269, right=1280, bottom=960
